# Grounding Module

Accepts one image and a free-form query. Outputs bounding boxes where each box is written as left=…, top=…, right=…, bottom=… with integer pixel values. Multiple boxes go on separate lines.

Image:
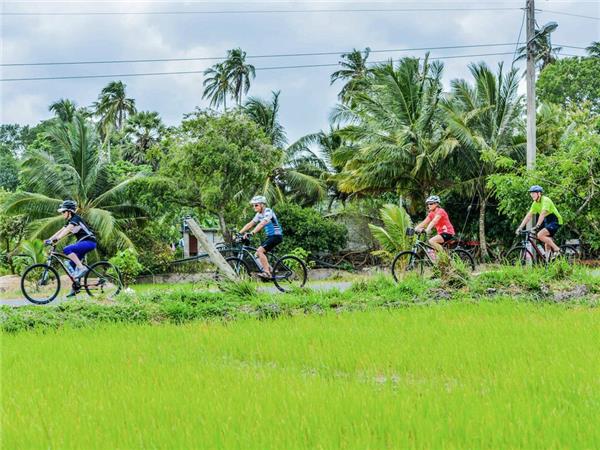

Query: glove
left=243, top=232, right=252, bottom=240
left=44, top=239, right=54, bottom=246
left=515, top=228, right=521, bottom=236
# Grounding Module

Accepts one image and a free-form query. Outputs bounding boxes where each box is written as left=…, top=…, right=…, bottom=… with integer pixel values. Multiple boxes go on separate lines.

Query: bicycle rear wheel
left=391, top=251, right=424, bottom=282
left=272, top=255, right=307, bottom=292
left=223, top=257, right=251, bottom=281
left=84, top=261, right=123, bottom=298
left=450, top=249, right=476, bottom=271
left=504, top=246, right=534, bottom=266
left=21, top=264, right=61, bottom=304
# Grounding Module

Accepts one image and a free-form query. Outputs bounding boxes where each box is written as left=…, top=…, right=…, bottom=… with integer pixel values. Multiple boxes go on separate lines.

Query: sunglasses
left=252, top=204, right=261, bottom=207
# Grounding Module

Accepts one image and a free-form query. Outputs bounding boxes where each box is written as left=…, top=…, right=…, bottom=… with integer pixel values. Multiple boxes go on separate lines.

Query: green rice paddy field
left=2, top=301, right=600, bottom=449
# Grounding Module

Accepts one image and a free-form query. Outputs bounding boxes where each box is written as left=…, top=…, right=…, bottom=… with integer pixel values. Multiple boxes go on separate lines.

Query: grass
left=2, top=302, right=600, bottom=449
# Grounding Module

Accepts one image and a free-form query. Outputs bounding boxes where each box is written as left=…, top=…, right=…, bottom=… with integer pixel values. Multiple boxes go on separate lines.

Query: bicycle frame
left=518, top=230, right=547, bottom=263
left=409, top=232, right=441, bottom=265
left=46, top=248, right=83, bottom=283
left=228, top=237, right=277, bottom=273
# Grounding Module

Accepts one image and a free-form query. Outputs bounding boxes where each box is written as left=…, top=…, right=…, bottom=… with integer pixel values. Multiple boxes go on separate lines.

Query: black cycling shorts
left=543, top=220, right=560, bottom=237
left=260, top=235, right=283, bottom=252
left=440, top=233, right=455, bottom=242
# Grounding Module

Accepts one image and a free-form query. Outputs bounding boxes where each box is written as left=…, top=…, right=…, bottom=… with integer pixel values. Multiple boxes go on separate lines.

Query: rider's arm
left=251, top=220, right=268, bottom=235
left=517, top=212, right=533, bottom=231
left=49, top=224, right=74, bottom=242
left=426, top=214, right=441, bottom=234
left=239, top=220, right=257, bottom=234
left=415, top=217, right=431, bottom=232
left=535, top=210, right=549, bottom=229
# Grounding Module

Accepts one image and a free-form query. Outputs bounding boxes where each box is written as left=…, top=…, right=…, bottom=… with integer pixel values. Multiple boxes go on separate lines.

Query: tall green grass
left=3, top=303, right=600, bottom=449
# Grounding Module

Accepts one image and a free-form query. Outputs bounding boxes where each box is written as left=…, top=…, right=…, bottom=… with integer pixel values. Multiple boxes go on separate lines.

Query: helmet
left=249, top=195, right=267, bottom=205
left=528, top=185, right=544, bottom=193
left=57, top=200, right=77, bottom=213
left=425, top=195, right=441, bottom=204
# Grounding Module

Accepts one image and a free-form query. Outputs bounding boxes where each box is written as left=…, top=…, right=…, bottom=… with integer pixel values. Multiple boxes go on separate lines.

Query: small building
left=181, top=220, right=222, bottom=257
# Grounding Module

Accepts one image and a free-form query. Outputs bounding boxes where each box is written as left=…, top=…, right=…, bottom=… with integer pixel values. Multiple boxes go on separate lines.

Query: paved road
left=0, top=281, right=354, bottom=308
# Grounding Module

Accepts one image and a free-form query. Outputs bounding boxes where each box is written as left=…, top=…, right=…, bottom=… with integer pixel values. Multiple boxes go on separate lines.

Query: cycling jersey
left=253, top=208, right=283, bottom=237
left=529, top=196, right=563, bottom=225
left=67, top=214, right=96, bottom=242
left=426, top=207, right=455, bottom=235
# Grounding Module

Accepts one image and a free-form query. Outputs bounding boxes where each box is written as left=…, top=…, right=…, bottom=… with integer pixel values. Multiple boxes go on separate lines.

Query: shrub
left=109, top=248, right=143, bottom=285
left=274, top=203, right=347, bottom=255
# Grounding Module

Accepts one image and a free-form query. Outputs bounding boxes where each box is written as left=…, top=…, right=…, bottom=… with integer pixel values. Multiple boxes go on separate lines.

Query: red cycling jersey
left=426, top=207, right=455, bottom=235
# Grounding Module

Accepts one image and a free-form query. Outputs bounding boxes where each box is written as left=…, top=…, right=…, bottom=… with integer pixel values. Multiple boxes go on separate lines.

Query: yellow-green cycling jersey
left=529, top=196, right=563, bottom=225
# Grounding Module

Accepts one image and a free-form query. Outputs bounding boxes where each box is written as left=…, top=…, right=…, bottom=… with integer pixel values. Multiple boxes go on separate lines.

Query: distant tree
left=586, top=41, right=600, bottom=58
left=94, top=81, right=137, bottom=137
left=122, top=111, right=165, bottom=165
left=330, top=48, right=373, bottom=104
left=203, top=62, right=231, bottom=111
left=243, top=91, right=287, bottom=147
left=515, top=22, right=562, bottom=71
left=224, top=48, right=256, bottom=106
left=537, top=57, right=600, bottom=114
left=49, top=99, right=78, bottom=122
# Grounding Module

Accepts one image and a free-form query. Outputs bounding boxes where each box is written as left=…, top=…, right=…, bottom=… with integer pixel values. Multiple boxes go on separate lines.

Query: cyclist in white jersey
left=238, top=195, right=283, bottom=278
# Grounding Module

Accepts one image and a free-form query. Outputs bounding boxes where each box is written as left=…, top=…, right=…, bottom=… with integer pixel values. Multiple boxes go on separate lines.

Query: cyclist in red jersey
left=414, top=195, right=456, bottom=248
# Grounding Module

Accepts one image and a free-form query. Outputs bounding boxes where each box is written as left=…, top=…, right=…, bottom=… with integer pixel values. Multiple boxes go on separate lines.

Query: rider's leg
left=64, top=241, right=97, bottom=277
left=256, top=246, right=271, bottom=276
left=429, top=234, right=444, bottom=248
left=537, top=229, right=560, bottom=253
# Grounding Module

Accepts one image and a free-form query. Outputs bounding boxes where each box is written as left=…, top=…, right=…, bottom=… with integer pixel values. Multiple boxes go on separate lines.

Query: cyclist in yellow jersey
left=515, top=185, right=563, bottom=257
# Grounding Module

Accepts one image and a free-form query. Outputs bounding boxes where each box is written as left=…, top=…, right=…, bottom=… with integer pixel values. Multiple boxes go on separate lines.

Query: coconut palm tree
left=330, top=47, right=373, bottom=104
left=586, top=41, right=600, bottom=58
left=3, top=116, right=145, bottom=250
left=203, top=62, right=231, bottom=111
left=515, top=22, right=562, bottom=71
left=49, top=99, right=78, bottom=122
left=94, top=81, right=137, bottom=137
left=122, top=111, right=165, bottom=165
left=243, top=91, right=287, bottom=148
left=331, top=55, right=456, bottom=212
left=440, top=62, right=525, bottom=259
left=224, top=48, right=255, bottom=106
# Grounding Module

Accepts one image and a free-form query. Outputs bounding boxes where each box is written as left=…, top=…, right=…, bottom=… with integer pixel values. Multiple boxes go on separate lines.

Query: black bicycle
left=220, top=234, right=308, bottom=292
left=504, top=230, right=580, bottom=266
left=20, top=243, right=123, bottom=304
left=391, top=228, right=476, bottom=282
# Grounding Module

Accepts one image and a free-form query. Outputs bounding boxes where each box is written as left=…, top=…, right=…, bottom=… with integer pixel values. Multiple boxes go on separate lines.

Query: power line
left=538, top=9, right=600, bottom=20
left=0, top=52, right=520, bottom=82
left=1, top=43, right=521, bottom=67
left=511, top=9, right=526, bottom=67
left=0, top=7, right=522, bottom=16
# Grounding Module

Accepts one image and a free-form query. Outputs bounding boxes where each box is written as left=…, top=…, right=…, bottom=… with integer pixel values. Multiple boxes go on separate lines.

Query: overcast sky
left=1, top=0, right=598, bottom=142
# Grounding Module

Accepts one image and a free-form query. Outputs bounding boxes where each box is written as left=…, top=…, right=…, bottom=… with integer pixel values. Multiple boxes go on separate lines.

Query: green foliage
left=537, top=57, right=600, bottom=113
left=489, top=106, right=600, bottom=250
left=0, top=153, right=19, bottom=191
left=163, top=110, right=280, bottom=234
left=109, top=248, right=143, bottom=285
left=18, top=239, right=46, bottom=265
left=369, top=203, right=413, bottom=258
left=274, top=202, right=347, bottom=255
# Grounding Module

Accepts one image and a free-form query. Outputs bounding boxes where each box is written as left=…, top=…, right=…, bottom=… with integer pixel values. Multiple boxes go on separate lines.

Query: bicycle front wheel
left=391, top=251, right=424, bottom=282
left=450, top=249, right=476, bottom=271
left=504, top=246, right=534, bottom=266
left=273, top=255, right=307, bottom=292
left=21, top=264, right=61, bottom=304
left=84, top=261, right=123, bottom=298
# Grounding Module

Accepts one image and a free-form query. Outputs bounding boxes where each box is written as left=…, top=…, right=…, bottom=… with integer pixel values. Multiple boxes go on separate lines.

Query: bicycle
left=391, top=228, right=476, bottom=282
left=220, top=234, right=308, bottom=292
left=20, top=243, right=123, bottom=304
left=504, top=230, right=580, bottom=266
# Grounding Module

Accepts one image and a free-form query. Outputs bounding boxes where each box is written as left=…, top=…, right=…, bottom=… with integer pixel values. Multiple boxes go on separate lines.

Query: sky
left=1, top=0, right=598, bottom=143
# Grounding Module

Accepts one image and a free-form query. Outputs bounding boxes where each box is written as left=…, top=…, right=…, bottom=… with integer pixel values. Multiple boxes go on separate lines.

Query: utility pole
left=526, top=0, right=536, bottom=170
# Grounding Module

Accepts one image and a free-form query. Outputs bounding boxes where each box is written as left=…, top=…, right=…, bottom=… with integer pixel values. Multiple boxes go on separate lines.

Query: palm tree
left=243, top=91, right=287, bottom=147
left=331, top=55, right=455, bottom=212
left=586, top=41, right=600, bottom=58
left=330, top=47, right=373, bottom=104
left=122, top=111, right=165, bottom=165
left=440, top=62, right=525, bottom=259
left=3, top=116, right=146, bottom=250
left=515, top=22, right=562, bottom=71
left=203, top=62, right=231, bottom=111
left=94, top=81, right=137, bottom=137
left=49, top=99, right=78, bottom=122
left=224, top=48, right=255, bottom=106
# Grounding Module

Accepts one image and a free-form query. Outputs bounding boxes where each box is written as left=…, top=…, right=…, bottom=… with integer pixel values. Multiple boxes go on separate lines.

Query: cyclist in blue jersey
left=238, top=195, right=283, bottom=278
left=44, top=200, right=97, bottom=286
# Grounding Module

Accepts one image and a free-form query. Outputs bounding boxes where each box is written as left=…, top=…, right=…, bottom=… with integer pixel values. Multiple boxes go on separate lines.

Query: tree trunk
left=478, top=194, right=489, bottom=261
left=217, top=212, right=231, bottom=243
left=186, top=218, right=238, bottom=282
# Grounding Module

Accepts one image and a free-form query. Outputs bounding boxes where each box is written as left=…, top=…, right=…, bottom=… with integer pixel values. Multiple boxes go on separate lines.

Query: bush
left=274, top=203, right=347, bottom=255
left=109, top=248, right=143, bottom=286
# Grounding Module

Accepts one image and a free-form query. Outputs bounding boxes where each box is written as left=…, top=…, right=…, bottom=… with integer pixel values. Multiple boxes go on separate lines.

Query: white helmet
left=249, top=195, right=267, bottom=205
left=426, top=195, right=441, bottom=204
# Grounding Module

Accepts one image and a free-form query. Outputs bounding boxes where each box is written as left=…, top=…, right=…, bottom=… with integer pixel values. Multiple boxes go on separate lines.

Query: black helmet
left=528, top=185, right=544, bottom=193
left=57, top=200, right=77, bottom=213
